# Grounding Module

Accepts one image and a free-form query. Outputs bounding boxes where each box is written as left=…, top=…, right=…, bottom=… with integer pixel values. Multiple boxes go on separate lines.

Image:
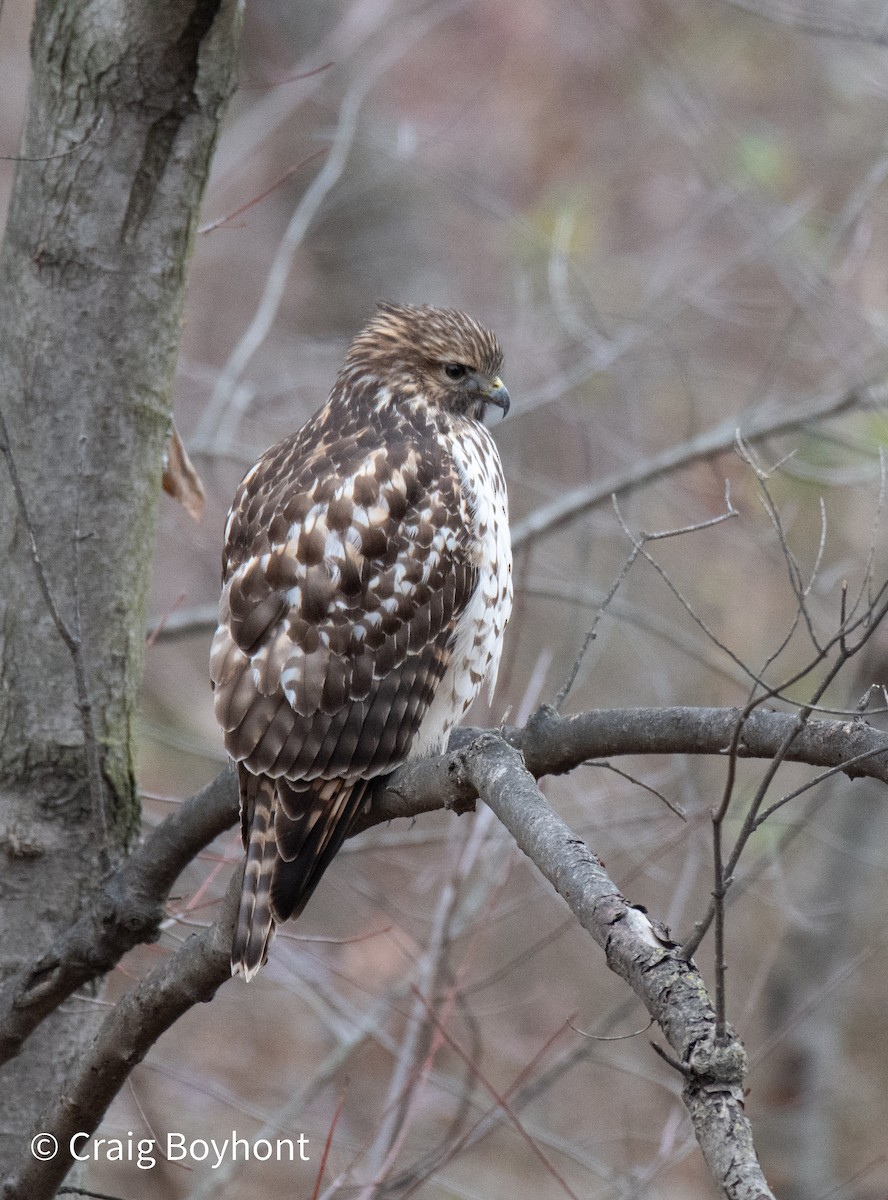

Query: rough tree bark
left=0, top=0, right=242, bottom=1174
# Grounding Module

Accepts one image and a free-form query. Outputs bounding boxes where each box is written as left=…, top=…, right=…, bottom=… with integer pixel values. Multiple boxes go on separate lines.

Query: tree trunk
left=0, top=0, right=241, bottom=1178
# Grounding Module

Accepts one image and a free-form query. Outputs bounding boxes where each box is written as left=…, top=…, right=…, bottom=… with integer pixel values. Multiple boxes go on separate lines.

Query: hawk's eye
left=443, top=363, right=468, bottom=381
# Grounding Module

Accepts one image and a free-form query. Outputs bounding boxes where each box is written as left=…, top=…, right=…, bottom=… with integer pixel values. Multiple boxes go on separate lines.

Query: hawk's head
left=338, top=302, right=509, bottom=422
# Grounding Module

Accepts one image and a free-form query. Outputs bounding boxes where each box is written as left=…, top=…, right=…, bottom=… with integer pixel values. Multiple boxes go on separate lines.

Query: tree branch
left=0, top=874, right=240, bottom=1200
left=0, top=772, right=237, bottom=1068
left=362, top=704, right=888, bottom=832
left=5, top=701, right=884, bottom=1192
left=3, top=704, right=886, bottom=1077
left=511, top=380, right=873, bottom=550
left=453, top=733, right=774, bottom=1200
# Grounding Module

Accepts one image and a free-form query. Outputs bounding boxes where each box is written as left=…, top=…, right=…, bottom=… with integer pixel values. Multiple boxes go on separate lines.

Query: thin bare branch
left=192, top=0, right=470, bottom=456
left=587, top=761, right=686, bottom=820
left=358, top=833, right=469, bottom=1188
left=726, top=584, right=888, bottom=883
left=512, top=382, right=872, bottom=551
left=409, top=985, right=584, bottom=1200
left=686, top=573, right=888, bottom=965
left=552, top=539, right=641, bottom=712
left=610, top=495, right=765, bottom=691
left=398, top=1020, right=577, bottom=1198
left=754, top=744, right=888, bottom=826
left=146, top=603, right=218, bottom=643
left=739, top=437, right=824, bottom=654
left=0, top=113, right=104, bottom=162
left=524, top=579, right=748, bottom=688
left=568, top=1015, right=654, bottom=1040
left=844, top=446, right=887, bottom=624
left=197, top=147, right=328, bottom=234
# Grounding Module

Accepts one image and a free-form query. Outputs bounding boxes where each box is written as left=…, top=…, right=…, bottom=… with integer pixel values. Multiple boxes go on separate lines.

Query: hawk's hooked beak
left=478, top=375, right=510, bottom=419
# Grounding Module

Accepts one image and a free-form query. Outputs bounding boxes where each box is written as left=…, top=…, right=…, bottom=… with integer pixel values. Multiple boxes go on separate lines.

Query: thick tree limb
left=0, top=772, right=236, bottom=1067
left=454, top=733, right=775, bottom=1200
left=364, top=704, right=888, bottom=828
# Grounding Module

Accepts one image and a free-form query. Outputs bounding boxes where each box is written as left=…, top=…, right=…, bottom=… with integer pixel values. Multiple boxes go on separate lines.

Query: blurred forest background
left=4, top=0, right=888, bottom=1196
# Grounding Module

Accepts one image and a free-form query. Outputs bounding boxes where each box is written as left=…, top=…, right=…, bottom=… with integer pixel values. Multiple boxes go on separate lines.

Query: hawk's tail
left=231, top=768, right=277, bottom=980
left=231, top=769, right=371, bottom=980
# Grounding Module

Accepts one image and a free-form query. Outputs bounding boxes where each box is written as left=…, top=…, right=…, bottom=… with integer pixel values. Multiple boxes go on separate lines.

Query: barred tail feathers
left=231, top=770, right=371, bottom=979
left=231, top=768, right=277, bottom=980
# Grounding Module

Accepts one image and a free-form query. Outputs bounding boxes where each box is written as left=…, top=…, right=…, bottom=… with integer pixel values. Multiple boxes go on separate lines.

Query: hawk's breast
left=406, top=417, right=512, bottom=759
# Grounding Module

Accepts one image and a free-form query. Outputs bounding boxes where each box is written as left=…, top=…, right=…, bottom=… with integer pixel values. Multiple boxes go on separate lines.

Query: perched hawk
left=211, top=302, right=513, bottom=979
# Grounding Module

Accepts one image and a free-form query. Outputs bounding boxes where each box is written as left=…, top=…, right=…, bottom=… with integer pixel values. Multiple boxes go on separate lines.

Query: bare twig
left=587, top=761, right=686, bottom=820
left=512, top=382, right=870, bottom=551
left=409, top=985, right=584, bottom=1200
left=398, top=1019, right=577, bottom=1198
left=686, top=574, right=888, bottom=981
left=524, top=578, right=748, bottom=688
left=610, top=494, right=763, bottom=691
left=192, top=0, right=469, bottom=455
left=844, top=447, right=886, bottom=625
left=146, top=603, right=218, bottom=642
left=738, top=436, right=824, bottom=655
left=197, top=148, right=328, bottom=234
left=568, top=1015, right=654, bottom=1040
left=310, top=1093, right=345, bottom=1200
left=754, top=745, right=888, bottom=826
left=240, top=61, right=335, bottom=91
left=72, top=431, right=109, bottom=863
left=726, top=583, right=888, bottom=878
left=357, top=837, right=466, bottom=1190
left=552, top=539, right=641, bottom=711
left=208, top=1, right=394, bottom=190
left=0, top=113, right=104, bottom=162
left=555, top=489, right=739, bottom=713
left=186, top=981, right=413, bottom=1200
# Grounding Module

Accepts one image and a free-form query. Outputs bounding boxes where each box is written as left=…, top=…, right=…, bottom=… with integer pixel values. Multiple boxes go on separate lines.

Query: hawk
left=211, top=302, right=513, bottom=979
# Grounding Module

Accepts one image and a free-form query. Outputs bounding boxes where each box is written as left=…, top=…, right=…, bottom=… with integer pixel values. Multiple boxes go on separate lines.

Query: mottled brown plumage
left=211, top=303, right=513, bottom=978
